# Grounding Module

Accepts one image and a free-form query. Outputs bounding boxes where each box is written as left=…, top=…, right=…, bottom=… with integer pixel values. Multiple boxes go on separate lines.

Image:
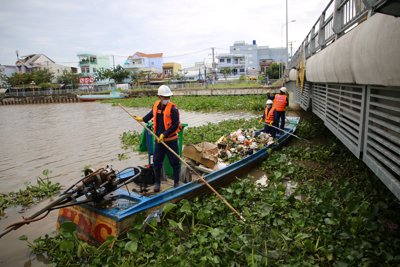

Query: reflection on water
left=0, top=102, right=255, bottom=266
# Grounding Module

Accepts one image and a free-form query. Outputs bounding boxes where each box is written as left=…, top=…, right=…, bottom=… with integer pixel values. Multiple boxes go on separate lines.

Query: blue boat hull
left=78, top=91, right=127, bottom=102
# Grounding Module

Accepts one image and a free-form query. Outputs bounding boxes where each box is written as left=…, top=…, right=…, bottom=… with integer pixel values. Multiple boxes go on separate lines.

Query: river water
left=0, top=102, right=256, bottom=266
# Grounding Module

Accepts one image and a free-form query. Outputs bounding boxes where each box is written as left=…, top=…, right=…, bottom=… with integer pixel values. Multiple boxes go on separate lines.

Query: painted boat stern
left=57, top=190, right=148, bottom=245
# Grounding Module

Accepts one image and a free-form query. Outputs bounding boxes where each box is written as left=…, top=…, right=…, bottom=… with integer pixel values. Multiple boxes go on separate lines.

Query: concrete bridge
left=286, top=0, right=400, bottom=199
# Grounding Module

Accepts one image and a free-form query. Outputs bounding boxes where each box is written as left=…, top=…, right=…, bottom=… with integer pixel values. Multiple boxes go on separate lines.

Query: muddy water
left=0, top=102, right=256, bottom=266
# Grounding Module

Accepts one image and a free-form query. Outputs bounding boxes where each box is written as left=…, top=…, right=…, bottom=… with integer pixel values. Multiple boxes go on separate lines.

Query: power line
left=54, top=48, right=214, bottom=66
left=214, top=47, right=230, bottom=51
left=163, top=48, right=210, bottom=58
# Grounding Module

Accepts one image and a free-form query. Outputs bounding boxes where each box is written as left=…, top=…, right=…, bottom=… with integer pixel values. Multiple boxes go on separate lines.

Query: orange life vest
left=152, top=100, right=181, bottom=141
left=264, top=106, right=276, bottom=124
left=273, top=94, right=288, bottom=111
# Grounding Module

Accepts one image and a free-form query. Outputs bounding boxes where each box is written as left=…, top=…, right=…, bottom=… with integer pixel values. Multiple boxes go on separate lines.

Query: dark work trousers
left=263, top=124, right=276, bottom=138
left=153, top=139, right=180, bottom=186
left=276, top=111, right=286, bottom=131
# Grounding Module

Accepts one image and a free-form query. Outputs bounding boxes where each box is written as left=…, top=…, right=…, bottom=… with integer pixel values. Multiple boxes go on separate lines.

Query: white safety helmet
left=266, top=99, right=273, bottom=105
left=158, top=85, right=173, bottom=97
left=280, top=87, right=287, bottom=93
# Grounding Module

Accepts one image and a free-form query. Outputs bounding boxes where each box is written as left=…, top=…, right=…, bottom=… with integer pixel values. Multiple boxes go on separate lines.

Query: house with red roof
left=124, top=52, right=163, bottom=73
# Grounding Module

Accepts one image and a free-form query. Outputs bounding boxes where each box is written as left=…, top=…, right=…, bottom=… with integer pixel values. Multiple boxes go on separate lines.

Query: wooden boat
left=77, top=91, right=127, bottom=102
left=57, top=117, right=300, bottom=245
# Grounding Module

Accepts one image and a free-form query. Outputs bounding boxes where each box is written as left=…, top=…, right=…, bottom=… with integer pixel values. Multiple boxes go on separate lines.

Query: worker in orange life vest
left=133, top=85, right=181, bottom=192
left=270, top=87, right=289, bottom=132
left=256, top=99, right=278, bottom=138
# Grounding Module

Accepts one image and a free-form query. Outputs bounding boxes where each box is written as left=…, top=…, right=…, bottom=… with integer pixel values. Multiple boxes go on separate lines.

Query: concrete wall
left=306, top=13, right=400, bottom=86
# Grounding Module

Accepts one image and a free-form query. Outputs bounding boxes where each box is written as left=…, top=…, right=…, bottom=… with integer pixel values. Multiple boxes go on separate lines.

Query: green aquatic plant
left=26, top=115, right=400, bottom=266
left=0, top=169, right=61, bottom=214
left=120, top=130, right=142, bottom=151
left=117, top=153, right=130, bottom=161
left=26, top=171, right=400, bottom=266
left=107, top=95, right=267, bottom=112
left=295, top=115, right=330, bottom=139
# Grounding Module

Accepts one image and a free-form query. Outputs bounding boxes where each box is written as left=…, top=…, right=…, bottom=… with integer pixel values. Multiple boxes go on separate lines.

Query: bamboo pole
left=267, top=123, right=308, bottom=142
left=119, top=104, right=246, bottom=222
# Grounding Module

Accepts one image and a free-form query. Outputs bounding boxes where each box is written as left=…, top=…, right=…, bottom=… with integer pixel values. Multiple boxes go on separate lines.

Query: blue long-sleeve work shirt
left=143, top=103, right=180, bottom=137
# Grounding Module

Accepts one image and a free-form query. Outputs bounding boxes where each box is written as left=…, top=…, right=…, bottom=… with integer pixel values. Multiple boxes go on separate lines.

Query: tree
left=57, top=70, right=80, bottom=89
left=265, top=62, right=285, bottom=79
left=8, top=72, right=32, bottom=87
left=32, top=68, right=54, bottom=84
left=220, top=67, right=232, bottom=81
left=95, top=65, right=130, bottom=84
left=130, top=70, right=152, bottom=86
left=0, top=69, right=8, bottom=88
left=111, top=65, right=130, bottom=83
left=8, top=69, right=54, bottom=88
left=95, top=67, right=113, bottom=81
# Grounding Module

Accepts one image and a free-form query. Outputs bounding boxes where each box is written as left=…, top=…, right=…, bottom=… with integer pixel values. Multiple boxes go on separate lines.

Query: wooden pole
left=119, top=104, right=246, bottom=222
left=267, top=123, right=308, bottom=142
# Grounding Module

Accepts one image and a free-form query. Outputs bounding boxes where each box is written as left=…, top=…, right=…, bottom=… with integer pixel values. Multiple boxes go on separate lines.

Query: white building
left=182, top=62, right=213, bottom=81
left=217, top=54, right=246, bottom=76
left=16, top=54, right=77, bottom=81
left=124, top=52, right=163, bottom=73
left=216, top=40, right=286, bottom=76
left=0, top=64, right=17, bottom=77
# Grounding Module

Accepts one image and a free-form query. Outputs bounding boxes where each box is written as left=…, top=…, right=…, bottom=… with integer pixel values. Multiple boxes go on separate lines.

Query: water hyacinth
left=0, top=170, right=61, bottom=214
left=108, top=95, right=266, bottom=113
left=23, top=114, right=400, bottom=266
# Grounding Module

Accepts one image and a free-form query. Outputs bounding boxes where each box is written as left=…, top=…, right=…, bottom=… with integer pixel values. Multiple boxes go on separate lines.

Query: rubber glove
left=133, top=115, right=143, bottom=122
left=158, top=134, right=165, bottom=143
left=259, top=117, right=263, bottom=123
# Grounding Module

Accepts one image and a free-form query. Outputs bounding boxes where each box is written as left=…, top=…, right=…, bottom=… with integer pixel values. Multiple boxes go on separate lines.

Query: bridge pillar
left=286, top=81, right=302, bottom=111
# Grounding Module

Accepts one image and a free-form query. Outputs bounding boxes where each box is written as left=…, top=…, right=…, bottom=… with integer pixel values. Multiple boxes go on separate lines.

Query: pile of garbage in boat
left=183, top=128, right=274, bottom=173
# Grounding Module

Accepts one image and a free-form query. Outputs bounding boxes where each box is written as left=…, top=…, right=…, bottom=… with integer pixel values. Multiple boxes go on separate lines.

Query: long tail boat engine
left=77, top=166, right=120, bottom=202
left=0, top=165, right=141, bottom=238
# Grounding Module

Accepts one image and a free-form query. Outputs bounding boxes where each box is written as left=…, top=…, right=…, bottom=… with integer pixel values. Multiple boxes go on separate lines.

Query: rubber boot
left=154, top=168, right=161, bottom=192
left=173, top=166, right=180, bottom=188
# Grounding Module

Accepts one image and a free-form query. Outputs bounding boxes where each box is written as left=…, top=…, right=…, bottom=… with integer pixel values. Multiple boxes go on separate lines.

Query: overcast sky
left=0, top=0, right=328, bottom=68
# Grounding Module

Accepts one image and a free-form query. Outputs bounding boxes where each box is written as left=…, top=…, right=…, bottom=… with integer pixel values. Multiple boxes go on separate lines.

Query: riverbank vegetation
left=106, top=95, right=267, bottom=112
left=25, top=114, right=400, bottom=266
left=0, top=170, right=61, bottom=215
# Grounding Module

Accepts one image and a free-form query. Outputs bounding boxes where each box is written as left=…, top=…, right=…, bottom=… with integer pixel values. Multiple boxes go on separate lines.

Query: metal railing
left=363, top=86, right=400, bottom=199
left=289, top=0, right=391, bottom=68
left=292, top=81, right=400, bottom=199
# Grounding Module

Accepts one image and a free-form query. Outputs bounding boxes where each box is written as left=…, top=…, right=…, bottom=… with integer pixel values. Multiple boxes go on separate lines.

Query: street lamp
left=30, top=81, right=36, bottom=96
left=280, top=19, right=296, bottom=81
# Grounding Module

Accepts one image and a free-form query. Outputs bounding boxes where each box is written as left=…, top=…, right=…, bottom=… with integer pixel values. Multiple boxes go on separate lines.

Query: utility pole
left=204, top=66, right=207, bottom=87
left=286, top=0, right=289, bottom=69
left=211, top=47, right=216, bottom=83
left=289, top=41, right=294, bottom=60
